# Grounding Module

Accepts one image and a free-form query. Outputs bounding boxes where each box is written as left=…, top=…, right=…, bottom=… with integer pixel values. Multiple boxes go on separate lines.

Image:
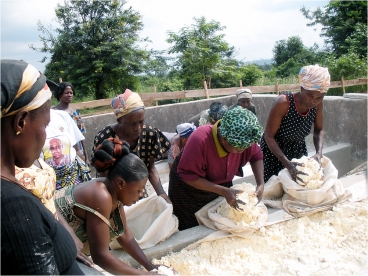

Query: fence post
left=239, top=80, right=243, bottom=88
left=203, top=80, right=210, bottom=99
left=341, top=77, right=346, bottom=94
left=154, top=84, right=158, bottom=106
left=276, top=81, right=280, bottom=95
left=59, top=78, right=62, bottom=83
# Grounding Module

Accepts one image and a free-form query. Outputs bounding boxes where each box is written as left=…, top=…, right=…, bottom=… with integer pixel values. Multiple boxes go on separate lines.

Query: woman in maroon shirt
left=169, top=108, right=264, bottom=230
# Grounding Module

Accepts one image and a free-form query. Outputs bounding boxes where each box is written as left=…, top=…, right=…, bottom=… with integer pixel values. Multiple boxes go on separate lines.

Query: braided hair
left=92, top=138, right=148, bottom=182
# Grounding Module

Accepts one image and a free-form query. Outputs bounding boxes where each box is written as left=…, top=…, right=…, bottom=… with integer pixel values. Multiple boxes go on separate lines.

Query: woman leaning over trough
left=92, top=89, right=171, bottom=203
left=169, top=108, right=265, bottom=231
left=260, top=64, right=330, bottom=183
left=1, top=59, right=83, bottom=274
left=55, top=138, right=174, bottom=275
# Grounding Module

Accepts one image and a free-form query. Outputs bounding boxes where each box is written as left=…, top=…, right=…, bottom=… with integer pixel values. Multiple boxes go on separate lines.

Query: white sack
left=278, top=156, right=351, bottom=217
left=110, top=196, right=178, bottom=250
left=195, top=196, right=268, bottom=238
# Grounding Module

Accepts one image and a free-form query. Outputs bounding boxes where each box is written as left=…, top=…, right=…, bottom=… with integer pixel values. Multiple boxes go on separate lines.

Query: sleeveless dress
left=54, top=185, right=125, bottom=255
left=260, top=92, right=317, bottom=182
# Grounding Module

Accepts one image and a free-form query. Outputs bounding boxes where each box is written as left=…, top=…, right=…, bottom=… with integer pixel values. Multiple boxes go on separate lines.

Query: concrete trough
left=110, top=142, right=360, bottom=268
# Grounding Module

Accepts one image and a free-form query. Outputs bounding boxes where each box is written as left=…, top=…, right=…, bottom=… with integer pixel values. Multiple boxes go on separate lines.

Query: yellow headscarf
left=298, top=64, right=330, bottom=93
left=111, top=89, right=145, bottom=118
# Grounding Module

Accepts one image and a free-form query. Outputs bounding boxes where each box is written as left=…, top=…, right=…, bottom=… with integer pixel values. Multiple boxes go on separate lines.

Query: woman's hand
left=72, top=233, right=94, bottom=267
left=287, top=161, right=308, bottom=183
left=224, top=188, right=245, bottom=211
left=149, top=264, right=178, bottom=275
left=310, top=153, right=322, bottom=167
left=255, top=182, right=264, bottom=204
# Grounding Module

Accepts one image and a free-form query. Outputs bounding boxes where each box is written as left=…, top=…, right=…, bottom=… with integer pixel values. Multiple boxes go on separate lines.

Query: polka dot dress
left=260, top=92, right=317, bottom=182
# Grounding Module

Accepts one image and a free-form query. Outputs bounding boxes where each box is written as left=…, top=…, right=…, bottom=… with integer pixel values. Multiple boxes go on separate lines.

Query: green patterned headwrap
left=219, top=107, right=263, bottom=149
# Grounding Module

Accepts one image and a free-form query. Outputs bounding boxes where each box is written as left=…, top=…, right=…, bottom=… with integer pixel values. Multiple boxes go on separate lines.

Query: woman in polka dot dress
left=261, top=65, right=331, bottom=182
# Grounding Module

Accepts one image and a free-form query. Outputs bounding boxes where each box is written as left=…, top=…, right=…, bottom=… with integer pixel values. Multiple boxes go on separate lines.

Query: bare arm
left=250, top=159, right=265, bottom=202
left=85, top=192, right=154, bottom=275
left=116, top=204, right=157, bottom=272
left=311, top=101, right=324, bottom=164
left=148, top=157, right=171, bottom=204
left=264, top=95, right=292, bottom=169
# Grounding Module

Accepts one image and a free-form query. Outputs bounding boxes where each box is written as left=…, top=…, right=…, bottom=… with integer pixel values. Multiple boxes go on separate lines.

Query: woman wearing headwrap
left=1, top=59, right=83, bottom=274
left=169, top=108, right=264, bottom=230
left=228, top=88, right=257, bottom=115
left=92, top=89, right=171, bottom=203
left=261, top=64, right=330, bottom=183
left=187, top=101, right=228, bottom=127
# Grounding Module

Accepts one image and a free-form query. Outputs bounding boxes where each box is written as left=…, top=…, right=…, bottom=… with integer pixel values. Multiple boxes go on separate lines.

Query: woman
left=228, top=88, right=256, bottom=115
left=49, top=81, right=90, bottom=165
left=260, top=64, right=330, bottom=183
left=1, top=59, right=83, bottom=274
left=169, top=108, right=264, bottom=230
left=41, top=109, right=91, bottom=190
left=187, top=101, right=228, bottom=127
left=55, top=138, right=171, bottom=275
left=92, top=89, right=171, bottom=203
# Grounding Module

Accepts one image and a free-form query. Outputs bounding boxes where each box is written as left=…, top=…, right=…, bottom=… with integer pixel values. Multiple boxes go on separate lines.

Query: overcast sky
left=1, top=0, right=329, bottom=73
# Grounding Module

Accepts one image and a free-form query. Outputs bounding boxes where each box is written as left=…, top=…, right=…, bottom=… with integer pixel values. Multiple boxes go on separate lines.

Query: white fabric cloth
left=110, top=195, right=178, bottom=250
left=41, top=109, right=84, bottom=166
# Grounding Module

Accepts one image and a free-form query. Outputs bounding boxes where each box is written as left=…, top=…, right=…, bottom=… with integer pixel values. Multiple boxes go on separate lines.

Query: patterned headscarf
left=111, top=89, right=144, bottom=118
left=236, top=88, right=252, bottom=100
left=1, top=59, right=52, bottom=118
left=219, top=108, right=263, bottom=149
left=176, top=122, right=196, bottom=138
left=209, top=102, right=228, bottom=123
left=298, top=65, right=330, bottom=93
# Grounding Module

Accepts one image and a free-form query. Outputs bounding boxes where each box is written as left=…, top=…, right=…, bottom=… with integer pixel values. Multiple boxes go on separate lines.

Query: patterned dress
left=92, top=124, right=171, bottom=197
left=260, top=92, right=317, bottom=182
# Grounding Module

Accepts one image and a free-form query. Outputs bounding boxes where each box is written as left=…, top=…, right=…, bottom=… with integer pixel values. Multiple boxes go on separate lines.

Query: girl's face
left=118, top=177, right=148, bottom=206
left=300, top=87, right=324, bottom=109
left=60, top=86, right=74, bottom=103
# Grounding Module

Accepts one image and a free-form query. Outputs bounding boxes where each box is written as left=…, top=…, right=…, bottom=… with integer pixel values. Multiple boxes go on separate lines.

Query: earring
left=16, top=131, right=21, bottom=135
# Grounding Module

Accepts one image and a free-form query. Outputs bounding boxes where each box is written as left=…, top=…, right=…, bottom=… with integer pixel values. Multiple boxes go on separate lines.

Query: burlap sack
left=110, top=196, right=178, bottom=250
left=195, top=196, right=268, bottom=238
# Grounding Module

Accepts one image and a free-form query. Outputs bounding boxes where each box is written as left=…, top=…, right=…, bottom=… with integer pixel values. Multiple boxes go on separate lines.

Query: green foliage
left=30, top=0, right=149, bottom=99
left=167, top=16, right=236, bottom=90
left=272, top=36, right=305, bottom=67
left=324, top=51, right=367, bottom=81
left=301, top=0, right=367, bottom=57
left=239, top=64, right=263, bottom=86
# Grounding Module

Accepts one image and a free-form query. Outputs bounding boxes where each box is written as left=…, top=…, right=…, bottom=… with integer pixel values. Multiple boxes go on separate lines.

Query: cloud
left=1, top=0, right=329, bottom=72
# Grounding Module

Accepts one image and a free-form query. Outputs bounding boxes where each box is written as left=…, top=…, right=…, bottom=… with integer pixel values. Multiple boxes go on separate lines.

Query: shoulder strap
left=74, top=202, right=111, bottom=227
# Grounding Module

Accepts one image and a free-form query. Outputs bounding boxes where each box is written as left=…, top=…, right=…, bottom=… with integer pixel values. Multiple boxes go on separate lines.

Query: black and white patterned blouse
left=260, top=92, right=317, bottom=182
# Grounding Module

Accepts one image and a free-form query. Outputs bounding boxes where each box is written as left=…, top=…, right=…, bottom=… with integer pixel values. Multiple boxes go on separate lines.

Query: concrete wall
left=83, top=94, right=367, bottom=167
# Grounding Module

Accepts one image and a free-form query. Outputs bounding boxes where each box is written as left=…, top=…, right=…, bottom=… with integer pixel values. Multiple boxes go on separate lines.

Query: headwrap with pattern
left=298, top=64, right=330, bottom=93
left=111, top=89, right=144, bottom=118
left=1, top=59, right=52, bottom=118
left=209, top=102, right=228, bottom=123
left=219, top=108, right=263, bottom=149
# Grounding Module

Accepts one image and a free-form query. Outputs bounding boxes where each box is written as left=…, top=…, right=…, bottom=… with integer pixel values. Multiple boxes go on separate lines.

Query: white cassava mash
left=153, top=199, right=368, bottom=275
left=151, top=265, right=176, bottom=275
left=292, top=156, right=324, bottom=189
left=216, top=183, right=260, bottom=226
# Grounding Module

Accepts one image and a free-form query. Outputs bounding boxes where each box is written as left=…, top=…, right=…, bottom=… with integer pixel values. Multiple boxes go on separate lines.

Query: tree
left=301, top=0, right=367, bottom=57
left=167, top=17, right=236, bottom=90
left=272, top=36, right=305, bottom=67
left=30, top=0, right=148, bottom=99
